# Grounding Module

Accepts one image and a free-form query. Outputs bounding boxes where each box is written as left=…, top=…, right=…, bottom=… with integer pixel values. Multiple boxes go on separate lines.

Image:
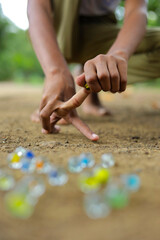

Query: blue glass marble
left=48, top=167, right=68, bottom=186
left=49, top=169, right=58, bottom=178
left=79, top=153, right=95, bottom=168
left=21, top=157, right=35, bottom=173
left=121, top=174, right=141, bottom=192
left=25, top=151, right=35, bottom=159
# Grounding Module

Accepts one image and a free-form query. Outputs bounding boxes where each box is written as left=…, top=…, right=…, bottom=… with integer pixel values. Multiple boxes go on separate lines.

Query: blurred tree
left=0, top=4, right=43, bottom=82
left=117, top=0, right=160, bottom=26
left=147, top=0, right=160, bottom=26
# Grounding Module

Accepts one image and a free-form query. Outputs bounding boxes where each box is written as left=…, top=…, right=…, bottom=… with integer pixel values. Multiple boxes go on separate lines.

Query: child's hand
left=76, top=53, right=128, bottom=93
left=39, top=70, right=99, bottom=141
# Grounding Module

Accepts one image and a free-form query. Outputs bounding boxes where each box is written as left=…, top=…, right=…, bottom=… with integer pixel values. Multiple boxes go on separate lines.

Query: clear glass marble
left=104, top=181, right=129, bottom=209
left=15, top=147, right=27, bottom=157
left=84, top=193, right=111, bottom=219
left=21, top=175, right=46, bottom=198
left=68, top=156, right=82, bottom=173
left=101, top=153, right=115, bottom=168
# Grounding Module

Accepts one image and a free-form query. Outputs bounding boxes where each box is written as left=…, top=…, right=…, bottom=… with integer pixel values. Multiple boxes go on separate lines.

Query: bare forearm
left=108, top=1, right=147, bottom=59
left=27, top=0, right=68, bottom=78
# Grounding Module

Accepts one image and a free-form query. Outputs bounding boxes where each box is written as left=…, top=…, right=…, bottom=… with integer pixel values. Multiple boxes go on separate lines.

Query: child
left=27, top=0, right=160, bottom=140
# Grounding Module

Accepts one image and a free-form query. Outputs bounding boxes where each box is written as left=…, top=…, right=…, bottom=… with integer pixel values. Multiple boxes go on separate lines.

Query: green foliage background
left=0, top=0, right=159, bottom=83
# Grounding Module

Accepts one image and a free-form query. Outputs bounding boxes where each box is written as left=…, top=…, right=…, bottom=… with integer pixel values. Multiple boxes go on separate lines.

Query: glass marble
left=68, top=156, right=82, bottom=173
left=48, top=167, right=68, bottom=186
left=15, top=147, right=27, bottom=157
left=121, top=174, right=141, bottom=192
left=25, top=151, right=35, bottom=159
left=7, top=152, right=22, bottom=169
left=84, top=193, right=111, bottom=219
left=22, top=176, right=46, bottom=198
left=0, top=170, right=15, bottom=191
left=101, top=153, right=115, bottom=168
left=93, top=166, right=110, bottom=184
left=33, top=156, right=52, bottom=174
left=5, top=191, right=35, bottom=219
left=104, top=182, right=129, bottom=209
left=79, top=153, right=95, bottom=168
left=79, top=172, right=100, bottom=193
left=21, top=157, right=35, bottom=173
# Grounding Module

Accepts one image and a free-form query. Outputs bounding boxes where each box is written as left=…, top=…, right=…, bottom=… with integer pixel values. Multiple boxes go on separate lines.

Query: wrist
left=107, top=49, right=129, bottom=61
left=45, top=66, right=71, bottom=80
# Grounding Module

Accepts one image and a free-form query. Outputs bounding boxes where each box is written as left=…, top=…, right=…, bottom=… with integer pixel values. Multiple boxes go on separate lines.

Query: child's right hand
left=39, top=69, right=99, bottom=141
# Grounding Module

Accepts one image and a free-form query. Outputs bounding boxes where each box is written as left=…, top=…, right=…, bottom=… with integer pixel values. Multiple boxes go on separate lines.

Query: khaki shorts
left=66, top=15, right=160, bottom=84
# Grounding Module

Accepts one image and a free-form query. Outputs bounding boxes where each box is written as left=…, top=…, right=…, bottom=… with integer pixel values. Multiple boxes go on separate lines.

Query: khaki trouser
left=65, top=17, right=160, bottom=84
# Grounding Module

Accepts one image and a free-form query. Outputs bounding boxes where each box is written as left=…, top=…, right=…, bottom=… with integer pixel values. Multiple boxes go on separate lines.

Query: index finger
left=57, top=87, right=90, bottom=115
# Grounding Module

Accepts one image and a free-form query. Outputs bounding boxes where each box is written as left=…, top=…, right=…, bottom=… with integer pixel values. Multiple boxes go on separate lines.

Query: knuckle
left=71, top=97, right=81, bottom=108
left=111, top=73, right=119, bottom=80
left=87, top=77, right=96, bottom=84
left=41, top=95, right=47, bottom=102
left=119, top=58, right=126, bottom=64
left=48, top=95, right=58, bottom=105
left=99, top=73, right=108, bottom=81
left=97, top=54, right=105, bottom=61
left=84, top=60, right=92, bottom=68
left=108, top=55, right=115, bottom=61
left=40, top=111, right=47, bottom=119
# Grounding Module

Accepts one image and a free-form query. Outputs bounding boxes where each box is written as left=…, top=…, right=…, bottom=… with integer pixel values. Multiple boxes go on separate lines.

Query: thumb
left=76, top=73, right=86, bottom=87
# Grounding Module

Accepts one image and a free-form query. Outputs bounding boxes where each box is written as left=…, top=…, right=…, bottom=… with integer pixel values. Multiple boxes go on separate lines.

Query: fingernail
left=92, top=133, right=99, bottom=141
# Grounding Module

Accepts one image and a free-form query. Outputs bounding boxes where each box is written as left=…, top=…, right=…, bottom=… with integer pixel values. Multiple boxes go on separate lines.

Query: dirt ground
left=0, top=82, right=160, bottom=240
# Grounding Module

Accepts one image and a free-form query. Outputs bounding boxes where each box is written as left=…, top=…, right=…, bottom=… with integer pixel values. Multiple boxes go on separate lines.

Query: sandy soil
left=0, top=82, right=160, bottom=240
